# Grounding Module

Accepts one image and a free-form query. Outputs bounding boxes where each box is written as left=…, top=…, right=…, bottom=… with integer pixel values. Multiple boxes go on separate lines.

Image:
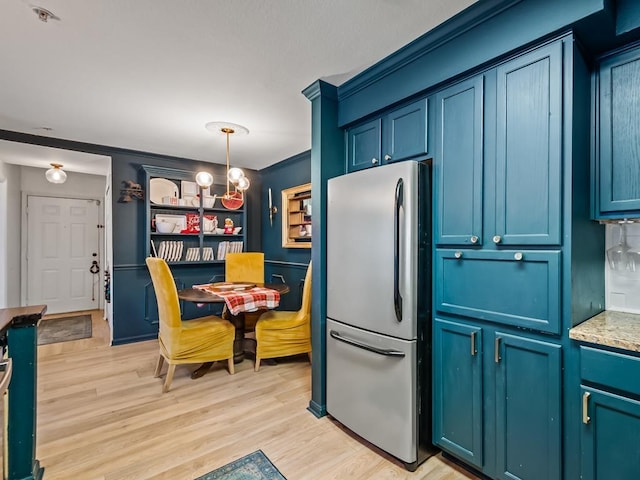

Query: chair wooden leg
left=163, top=364, right=176, bottom=393
left=227, top=357, right=235, bottom=375
left=255, top=356, right=261, bottom=372
left=154, top=354, right=164, bottom=377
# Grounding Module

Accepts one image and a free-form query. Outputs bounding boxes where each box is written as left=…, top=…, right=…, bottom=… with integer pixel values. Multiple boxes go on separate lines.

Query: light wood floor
left=28, top=310, right=479, bottom=480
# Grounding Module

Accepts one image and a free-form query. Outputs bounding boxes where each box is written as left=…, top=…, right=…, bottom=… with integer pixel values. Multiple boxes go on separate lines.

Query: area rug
left=195, top=450, right=286, bottom=480
left=37, top=315, right=92, bottom=345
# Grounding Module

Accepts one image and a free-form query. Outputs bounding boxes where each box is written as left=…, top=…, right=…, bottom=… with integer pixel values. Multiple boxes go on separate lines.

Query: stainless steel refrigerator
left=326, top=159, right=435, bottom=471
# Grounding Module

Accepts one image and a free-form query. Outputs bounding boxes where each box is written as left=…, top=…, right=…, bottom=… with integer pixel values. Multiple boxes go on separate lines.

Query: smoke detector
left=32, top=6, right=59, bottom=23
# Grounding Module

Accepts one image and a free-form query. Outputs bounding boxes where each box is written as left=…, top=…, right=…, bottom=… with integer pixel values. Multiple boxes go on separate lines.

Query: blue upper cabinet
left=346, top=98, right=427, bottom=172
left=346, top=118, right=381, bottom=172
left=594, top=42, right=640, bottom=219
left=382, top=98, right=428, bottom=164
left=494, top=41, right=563, bottom=245
left=434, top=76, right=484, bottom=246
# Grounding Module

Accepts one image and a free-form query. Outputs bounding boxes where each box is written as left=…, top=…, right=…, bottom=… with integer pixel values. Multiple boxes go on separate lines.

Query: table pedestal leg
left=227, top=312, right=245, bottom=364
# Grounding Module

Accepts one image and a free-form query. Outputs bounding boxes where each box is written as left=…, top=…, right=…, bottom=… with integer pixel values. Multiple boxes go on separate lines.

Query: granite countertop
left=569, top=310, right=640, bottom=353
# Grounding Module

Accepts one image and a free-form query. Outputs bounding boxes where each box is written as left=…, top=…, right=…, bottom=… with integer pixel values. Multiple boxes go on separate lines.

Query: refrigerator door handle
left=330, top=330, right=406, bottom=358
left=394, top=177, right=404, bottom=323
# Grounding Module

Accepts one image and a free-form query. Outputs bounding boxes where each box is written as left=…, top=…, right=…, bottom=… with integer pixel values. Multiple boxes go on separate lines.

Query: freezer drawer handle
left=330, top=330, right=406, bottom=358
left=394, top=177, right=404, bottom=323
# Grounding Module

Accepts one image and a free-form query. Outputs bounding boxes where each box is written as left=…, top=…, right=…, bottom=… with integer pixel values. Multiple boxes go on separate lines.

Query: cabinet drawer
left=580, top=346, right=640, bottom=397
left=435, top=249, right=561, bottom=334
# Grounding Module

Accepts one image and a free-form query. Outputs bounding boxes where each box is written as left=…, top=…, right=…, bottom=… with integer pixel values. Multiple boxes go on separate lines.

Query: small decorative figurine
left=223, top=217, right=234, bottom=234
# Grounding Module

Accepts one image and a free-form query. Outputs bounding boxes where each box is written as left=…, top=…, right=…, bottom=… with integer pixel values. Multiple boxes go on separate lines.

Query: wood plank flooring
left=26, top=310, right=480, bottom=479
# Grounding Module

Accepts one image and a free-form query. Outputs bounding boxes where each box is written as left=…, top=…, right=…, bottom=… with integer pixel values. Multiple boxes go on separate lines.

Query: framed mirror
left=281, top=183, right=312, bottom=248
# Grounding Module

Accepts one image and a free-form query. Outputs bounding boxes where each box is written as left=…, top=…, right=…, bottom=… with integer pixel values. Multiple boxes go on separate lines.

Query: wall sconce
left=118, top=180, right=144, bottom=203
left=268, top=188, right=278, bottom=226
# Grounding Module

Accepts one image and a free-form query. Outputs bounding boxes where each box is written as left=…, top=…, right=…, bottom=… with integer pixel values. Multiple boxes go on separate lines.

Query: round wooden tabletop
left=177, top=283, right=290, bottom=303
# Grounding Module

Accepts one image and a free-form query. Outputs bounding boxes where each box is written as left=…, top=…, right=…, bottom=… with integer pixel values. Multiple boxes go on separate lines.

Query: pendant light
left=45, top=163, right=67, bottom=184
left=198, top=121, right=250, bottom=210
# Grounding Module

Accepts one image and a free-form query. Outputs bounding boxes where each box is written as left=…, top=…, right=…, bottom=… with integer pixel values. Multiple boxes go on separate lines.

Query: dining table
left=177, top=282, right=290, bottom=378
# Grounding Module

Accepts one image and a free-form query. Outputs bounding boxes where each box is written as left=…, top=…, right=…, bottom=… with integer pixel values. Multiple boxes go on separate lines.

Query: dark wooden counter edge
left=0, top=305, right=47, bottom=332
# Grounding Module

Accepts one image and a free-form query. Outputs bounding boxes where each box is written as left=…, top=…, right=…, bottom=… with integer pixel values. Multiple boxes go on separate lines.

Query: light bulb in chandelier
left=45, top=163, right=67, bottom=184
left=195, top=171, right=214, bottom=188
left=236, top=176, right=250, bottom=192
left=227, top=167, right=245, bottom=185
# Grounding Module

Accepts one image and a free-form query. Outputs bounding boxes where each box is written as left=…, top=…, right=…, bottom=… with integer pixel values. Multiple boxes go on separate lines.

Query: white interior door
left=27, top=196, right=100, bottom=314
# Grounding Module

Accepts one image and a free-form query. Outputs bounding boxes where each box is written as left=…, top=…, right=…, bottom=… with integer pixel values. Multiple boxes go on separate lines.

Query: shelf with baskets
left=142, top=165, right=246, bottom=264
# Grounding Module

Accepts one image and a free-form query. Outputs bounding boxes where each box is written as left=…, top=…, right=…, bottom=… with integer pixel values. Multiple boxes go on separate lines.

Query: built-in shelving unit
left=142, top=165, right=246, bottom=264
left=281, top=183, right=311, bottom=248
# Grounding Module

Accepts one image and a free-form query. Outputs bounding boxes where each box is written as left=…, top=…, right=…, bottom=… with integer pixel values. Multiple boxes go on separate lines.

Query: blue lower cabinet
left=433, top=318, right=562, bottom=479
left=433, top=318, right=483, bottom=468
left=494, top=332, right=562, bottom=480
left=580, top=386, right=640, bottom=480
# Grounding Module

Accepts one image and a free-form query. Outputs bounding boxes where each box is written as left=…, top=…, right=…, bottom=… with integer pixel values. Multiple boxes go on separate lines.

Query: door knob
left=470, top=235, right=479, bottom=244
left=454, top=251, right=463, bottom=259
left=514, top=252, right=523, bottom=261
left=493, top=235, right=502, bottom=244
left=384, top=154, right=392, bottom=161
left=371, top=158, right=378, bottom=165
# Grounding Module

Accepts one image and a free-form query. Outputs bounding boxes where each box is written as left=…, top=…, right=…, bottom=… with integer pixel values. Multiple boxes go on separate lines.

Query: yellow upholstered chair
left=225, top=252, right=265, bottom=330
left=254, top=261, right=312, bottom=371
left=146, top=257, right=235, bottom=392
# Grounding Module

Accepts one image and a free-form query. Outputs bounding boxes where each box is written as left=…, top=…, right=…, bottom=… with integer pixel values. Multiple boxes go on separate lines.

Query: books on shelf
left=153, top=240, right=242, bottom=262
left=216, top=241, right=244, bottom=260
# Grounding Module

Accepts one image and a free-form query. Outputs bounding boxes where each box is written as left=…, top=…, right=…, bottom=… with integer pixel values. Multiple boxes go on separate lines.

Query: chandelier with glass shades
left=196, top=122, right=250, bottom=210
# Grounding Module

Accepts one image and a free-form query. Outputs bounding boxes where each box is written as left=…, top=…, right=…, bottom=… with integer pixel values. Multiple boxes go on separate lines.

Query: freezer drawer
left=326, top=318, right=418, bottom=463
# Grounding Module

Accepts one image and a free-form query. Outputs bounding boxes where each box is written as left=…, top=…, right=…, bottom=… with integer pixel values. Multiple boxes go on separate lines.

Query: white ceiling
left=0, top=0, right=476, bottom=174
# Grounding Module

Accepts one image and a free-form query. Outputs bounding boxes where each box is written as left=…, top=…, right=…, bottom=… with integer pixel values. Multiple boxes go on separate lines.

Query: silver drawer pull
left=470, top=235, right=479, bottom=244
left=582, top=392, right=591, bottom=424
left=384, top=154, right=392, bottom=161
left=371, top=158, right=378, bottom=165
left=470, top=332, right=477, bottom=356
left=494, top=337, right=501, bottom=363
left=493, top=235, right=502, bottom=244
left=514, top=252, right=523, bottom=261
left=454, top=251, right=463, bottom=259
left=330, top=330, right=405, bottom=358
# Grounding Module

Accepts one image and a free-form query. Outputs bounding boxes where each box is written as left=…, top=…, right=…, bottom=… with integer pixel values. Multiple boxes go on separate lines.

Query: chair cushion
left=160, top=315, right=234, bottom=363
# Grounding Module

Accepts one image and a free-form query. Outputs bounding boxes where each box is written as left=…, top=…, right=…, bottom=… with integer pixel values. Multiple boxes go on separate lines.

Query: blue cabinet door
left=597, top=46, right=640, bottom=216
left=581, top=386, right=640, bottom=480
left=435, top=249, right=562, bottom=334
left=494, top=41, right=562, bottom=245
left=495, top=333, right=561, bottom=480
left=382, top=98, right=428, bottom=164
left=346, top=118, right=381, bottom=172
left=434, top=76, right=484, bottom=246
left=433, top=318, right=483, bottom=468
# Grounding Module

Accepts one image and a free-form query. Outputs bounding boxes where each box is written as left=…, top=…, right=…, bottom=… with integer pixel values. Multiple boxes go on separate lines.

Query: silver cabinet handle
left=470, top=235, right=479, bottom=244
left=371, top=158, right=378, bottom=165
left=514, top=252, right=523, bottom=261
left=454, top=251, right=463, bottom=259
left=494, top=337, right=501, bottom=363
left=493, top=235, right=502, bottom=244
left=470, top=331, right=477, bottom=356
left=384, top=154, right=392, bottom=161
left=582, top=392, right=591, bottom=424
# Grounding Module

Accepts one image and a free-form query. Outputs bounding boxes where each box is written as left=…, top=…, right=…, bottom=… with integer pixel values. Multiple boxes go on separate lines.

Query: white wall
left=16, top=165, right=108, bottom=309
left=605, top=223, right=640, bottom=314
left=0, top=162, right=22, bottom=307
